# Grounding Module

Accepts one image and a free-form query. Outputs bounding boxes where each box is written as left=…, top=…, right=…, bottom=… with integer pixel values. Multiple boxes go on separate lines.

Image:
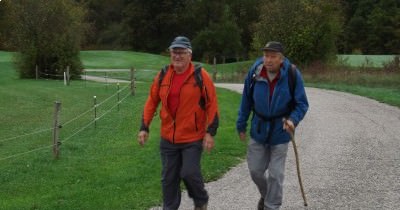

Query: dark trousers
left=160, top=139, right=208, bottom=210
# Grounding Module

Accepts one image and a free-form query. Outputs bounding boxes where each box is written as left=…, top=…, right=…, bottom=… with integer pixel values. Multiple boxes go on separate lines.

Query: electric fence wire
left=0, top=85, right=130, bottom=143
left=62, top=92, right=131, bottom=143
left=38, top=71, right=64, bottom=77
left=0, top=91, right=132, bottom=161
left=95, top=85, right=129, bottom=107
left=61, top=106, right=95, bottom=127
left=0, top=127, right=53, bottom=143
left=0, top=87, right=127, bottom=143
left=0, top=144, right=54, bottom=161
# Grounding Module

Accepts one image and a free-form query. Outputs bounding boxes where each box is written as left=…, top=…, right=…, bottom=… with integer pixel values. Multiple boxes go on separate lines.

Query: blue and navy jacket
left=236, top=57, right=309, bottom=145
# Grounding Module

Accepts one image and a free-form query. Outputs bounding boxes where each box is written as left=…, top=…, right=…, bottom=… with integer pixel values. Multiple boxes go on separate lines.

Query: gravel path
left=151, top=83, right=400, bottom=210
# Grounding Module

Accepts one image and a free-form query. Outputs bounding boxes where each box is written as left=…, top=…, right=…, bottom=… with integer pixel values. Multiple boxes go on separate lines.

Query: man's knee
left=180, top=169, right=200, bottom=181
left=250, top=168, right=265, bottom=180
left=268, top=167, right=284, bottom=181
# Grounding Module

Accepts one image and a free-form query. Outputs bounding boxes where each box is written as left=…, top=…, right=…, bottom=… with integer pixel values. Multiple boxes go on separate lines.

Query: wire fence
left=0, top=83, right=133, bottom=161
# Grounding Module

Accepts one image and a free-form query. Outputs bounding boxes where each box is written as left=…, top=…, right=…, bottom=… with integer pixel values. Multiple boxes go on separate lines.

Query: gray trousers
left=160, top=139, right=208, bottom=210
left=247, top=139, right=289, bottom=210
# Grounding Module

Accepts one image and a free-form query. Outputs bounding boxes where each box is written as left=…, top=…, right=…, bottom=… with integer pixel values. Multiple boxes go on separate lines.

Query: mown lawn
left=0, top=51, right=245, bottom=210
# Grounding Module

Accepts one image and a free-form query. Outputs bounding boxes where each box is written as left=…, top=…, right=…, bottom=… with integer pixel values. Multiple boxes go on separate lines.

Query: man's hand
left=239, top=132, right=247, bottom=142
left=283, top=118, right=295, bottom=134
left=203, top=133, right=215, bottom=153
left=138, top=131, right=149, bottom=146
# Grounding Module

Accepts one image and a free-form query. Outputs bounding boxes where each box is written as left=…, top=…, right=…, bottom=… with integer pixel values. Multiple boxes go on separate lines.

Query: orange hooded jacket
left=140, top=63, right=219, bottom=144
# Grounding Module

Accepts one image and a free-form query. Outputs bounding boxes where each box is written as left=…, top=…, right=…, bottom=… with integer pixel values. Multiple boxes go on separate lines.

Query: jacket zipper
left=173, top=84, right=184, bottom=144
left=171, top=71, right=192, bottom=143
left=195, top=113, right=198, bottom=131
left=165, top=71, right=175, bottom=143
left=172, top=120, right=176, bottom=144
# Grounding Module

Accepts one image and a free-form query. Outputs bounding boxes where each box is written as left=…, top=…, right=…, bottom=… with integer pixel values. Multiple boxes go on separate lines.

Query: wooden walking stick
left=285, top=119, right=308, bottom=206
left=289, top=130, right=308, bottom=206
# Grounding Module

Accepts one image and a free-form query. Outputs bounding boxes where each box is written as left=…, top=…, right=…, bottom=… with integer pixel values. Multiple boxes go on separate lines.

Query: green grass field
left=0, top=51, right=245, bottom=209
left=337, top=54, right=397, bottom=68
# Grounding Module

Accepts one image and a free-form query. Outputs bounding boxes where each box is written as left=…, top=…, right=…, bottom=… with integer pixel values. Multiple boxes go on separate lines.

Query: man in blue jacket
left=236, top=41, right=309, bottom=210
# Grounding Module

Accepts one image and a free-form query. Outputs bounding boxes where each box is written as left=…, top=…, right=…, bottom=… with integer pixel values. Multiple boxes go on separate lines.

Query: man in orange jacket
left=138, top=36, right=219, bottom=210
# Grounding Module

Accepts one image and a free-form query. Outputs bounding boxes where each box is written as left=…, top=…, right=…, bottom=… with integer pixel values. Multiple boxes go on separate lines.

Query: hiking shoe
left=194, top=202, right=207, bottom=210
left=258, top=197, right=264, bottom=210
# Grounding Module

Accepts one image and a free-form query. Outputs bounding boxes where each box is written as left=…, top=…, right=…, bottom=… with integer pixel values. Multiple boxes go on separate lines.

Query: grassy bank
left=302, top=65, right=400, bottom=107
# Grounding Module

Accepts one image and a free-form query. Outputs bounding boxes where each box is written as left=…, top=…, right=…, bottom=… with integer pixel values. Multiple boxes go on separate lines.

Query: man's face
left=263, top=51, right=284, bottom=73
left=170, top=48, right=192, bottom=71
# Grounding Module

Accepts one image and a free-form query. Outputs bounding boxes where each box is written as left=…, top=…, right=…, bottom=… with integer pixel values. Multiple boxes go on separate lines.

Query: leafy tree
left=6, top=0, right=87, bottom=78
left=251, top=0, right=343, bottom=65
left=122, top=0, right=242, bottom=59
left=226, top=0, right=262, bottom=57
left=192, top=6, right=242, bottom=63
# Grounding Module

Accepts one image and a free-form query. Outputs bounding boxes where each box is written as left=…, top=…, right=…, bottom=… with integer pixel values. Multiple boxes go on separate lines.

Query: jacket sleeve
left=201, top=69, right=219, bottom=136
left=236, top=58, right=263, bottom=133
left=289, top=69, right=309, bottom=126
left=139, top=73, right=161, bottom=132
left=236, top=70, right=253, bottom=133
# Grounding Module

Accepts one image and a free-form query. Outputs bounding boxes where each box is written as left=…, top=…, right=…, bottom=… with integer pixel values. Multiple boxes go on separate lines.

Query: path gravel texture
left=150, top=83, right=400, bottom=210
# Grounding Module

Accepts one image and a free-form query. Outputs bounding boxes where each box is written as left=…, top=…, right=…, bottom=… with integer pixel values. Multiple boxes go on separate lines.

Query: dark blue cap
left=261, top=41, right=284, bottom=53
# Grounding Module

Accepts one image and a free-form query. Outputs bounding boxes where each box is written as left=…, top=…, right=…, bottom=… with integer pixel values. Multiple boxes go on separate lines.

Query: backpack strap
left=194, top=64, right=203, bottom=90
left=249, top=64, right=297, bottom=104
left=158, top=64, right=203, bottom=87
left=288, top=64, right=297, bottom=110
left=158, top=65, right=169, bottom=86
left=194, top=64, right=206, bottom=110
left=157, top=64, right=206, bottom=110
left=248, top=63, right=263, bottom=104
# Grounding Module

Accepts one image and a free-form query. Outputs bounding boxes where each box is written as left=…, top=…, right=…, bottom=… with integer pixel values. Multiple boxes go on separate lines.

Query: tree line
left=0, top=0, right=398, bottom=78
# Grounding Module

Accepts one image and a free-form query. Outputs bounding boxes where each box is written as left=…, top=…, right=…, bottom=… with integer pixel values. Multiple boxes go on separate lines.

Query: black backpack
left=158, top=64, right=206, bottom=109
left=249, top=64, right=297, bottom=121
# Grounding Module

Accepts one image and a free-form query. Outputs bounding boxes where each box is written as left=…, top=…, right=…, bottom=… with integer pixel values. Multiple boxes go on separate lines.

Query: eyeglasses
left=170, top=50, right=189, bottom=56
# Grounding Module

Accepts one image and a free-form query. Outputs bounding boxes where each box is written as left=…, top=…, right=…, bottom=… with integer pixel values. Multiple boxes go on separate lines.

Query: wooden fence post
left=130, top=67, right=136, bottom=96
left=52, top=101, right=61, bottom=159
left=64, top=71, right=67, bottom=86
